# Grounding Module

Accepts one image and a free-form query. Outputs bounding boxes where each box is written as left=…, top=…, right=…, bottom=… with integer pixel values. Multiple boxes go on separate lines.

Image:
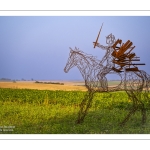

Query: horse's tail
left=139, top=70, right=150, bottom=103
left=141, top=70, right=150, bottom=89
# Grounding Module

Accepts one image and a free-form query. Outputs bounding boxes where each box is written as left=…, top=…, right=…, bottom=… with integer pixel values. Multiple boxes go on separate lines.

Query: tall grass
left=0, top=88, right=150, bottom=134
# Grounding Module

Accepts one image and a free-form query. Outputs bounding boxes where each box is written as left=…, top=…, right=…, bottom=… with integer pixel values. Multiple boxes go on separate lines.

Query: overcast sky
left=0, top=16, right=150, bottom=80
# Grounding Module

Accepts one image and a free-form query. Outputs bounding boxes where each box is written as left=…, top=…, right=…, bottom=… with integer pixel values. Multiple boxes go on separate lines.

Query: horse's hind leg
left=120, top=92, right=147, bottom=126
left=140, top=92, right=147, bottom=124
left=140, top=87, right=150, bottom=124
left=120, top=105, right=138, bottom=127
left=76, top=91, right=95, bottom=124
left=141, top=103, right=146, bottom=124
left=120, top=94, right=138, bottom=126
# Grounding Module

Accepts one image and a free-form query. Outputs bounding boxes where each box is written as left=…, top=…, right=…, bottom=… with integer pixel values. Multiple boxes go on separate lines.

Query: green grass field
left=0, top=88, right=150, bottom=134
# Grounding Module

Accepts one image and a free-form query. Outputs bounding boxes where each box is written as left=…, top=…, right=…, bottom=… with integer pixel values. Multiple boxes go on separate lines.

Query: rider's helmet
left=106, top=33, right=115, bottom=46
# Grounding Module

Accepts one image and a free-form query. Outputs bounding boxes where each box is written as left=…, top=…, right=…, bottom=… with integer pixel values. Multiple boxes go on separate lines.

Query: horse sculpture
left=64, top=25, right=150, bottom=126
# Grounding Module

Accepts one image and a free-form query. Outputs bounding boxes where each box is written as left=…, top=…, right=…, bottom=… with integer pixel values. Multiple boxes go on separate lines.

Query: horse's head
left=64, top=48, right=77, bottom=73
left=106, top=33, right=115, bottom=46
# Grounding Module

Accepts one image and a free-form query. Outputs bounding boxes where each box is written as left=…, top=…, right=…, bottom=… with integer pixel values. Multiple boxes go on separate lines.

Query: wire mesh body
left=64, top=48, right=149, bottom=92
left=64, top=26, right=150, bottom=125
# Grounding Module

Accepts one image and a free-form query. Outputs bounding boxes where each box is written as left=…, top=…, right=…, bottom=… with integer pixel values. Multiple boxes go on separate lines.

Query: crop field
left=0, top=80, right=121, bottom=91
left=0, top=81, right=87, bottom=91
left=0, top=86, right=150, bottom=134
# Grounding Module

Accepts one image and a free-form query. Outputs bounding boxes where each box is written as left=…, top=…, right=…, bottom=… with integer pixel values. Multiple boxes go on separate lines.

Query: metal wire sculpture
left=64, top=24, right=150, bottom=126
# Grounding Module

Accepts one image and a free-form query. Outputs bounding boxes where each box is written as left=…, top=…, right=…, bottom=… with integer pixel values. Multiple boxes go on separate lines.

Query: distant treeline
left=0, top=78, right=34, bottom=81
left=0, top=78, right=121, bottom=82
left=0, top=78, right=12, bottom=81
left=35, top=81, right=64, bottom=85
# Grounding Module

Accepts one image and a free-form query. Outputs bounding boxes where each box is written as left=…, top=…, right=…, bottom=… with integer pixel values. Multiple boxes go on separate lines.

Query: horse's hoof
left=76, top=120, right=81, bottom=124
left=76, top=119, right=83, bottom=124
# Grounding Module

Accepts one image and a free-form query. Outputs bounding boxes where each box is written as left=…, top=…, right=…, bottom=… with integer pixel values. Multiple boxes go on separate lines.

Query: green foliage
left=0, top=88, right=150, bottom=134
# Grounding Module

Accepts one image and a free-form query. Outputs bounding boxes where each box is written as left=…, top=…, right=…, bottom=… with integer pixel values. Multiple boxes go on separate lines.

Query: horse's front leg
left=76, top=91, right=95, bottom=124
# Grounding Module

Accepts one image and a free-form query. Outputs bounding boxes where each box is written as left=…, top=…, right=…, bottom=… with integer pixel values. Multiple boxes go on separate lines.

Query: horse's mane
left=71, top=47, right=100, bottom=66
